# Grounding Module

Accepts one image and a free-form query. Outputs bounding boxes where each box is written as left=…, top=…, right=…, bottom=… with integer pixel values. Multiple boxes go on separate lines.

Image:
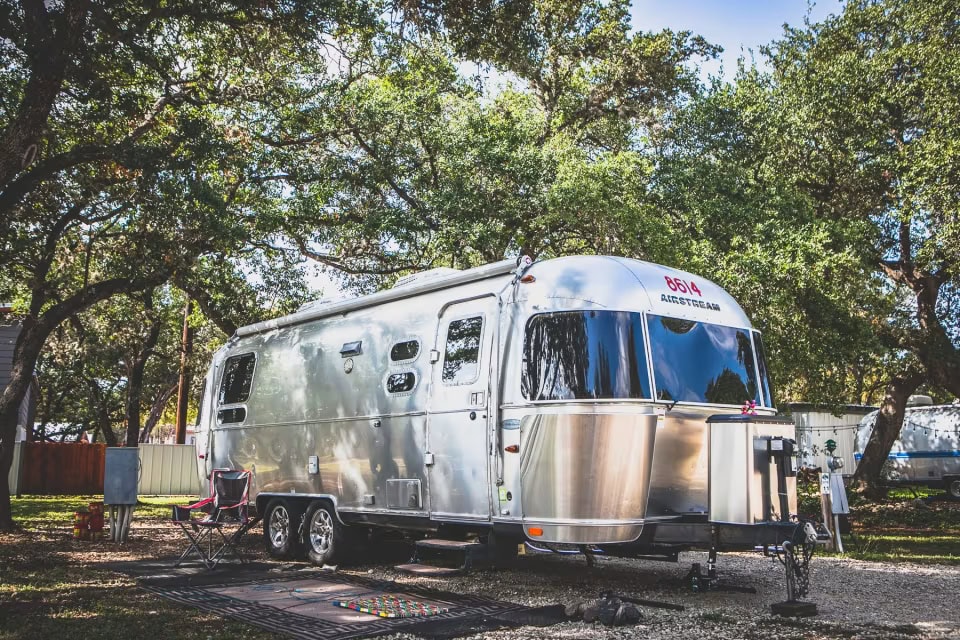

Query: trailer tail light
left=504, top=445, right=519, bottom=453
left=528, top=527, right=543, bottom=537
left=198, top=454, right=205, bottom=459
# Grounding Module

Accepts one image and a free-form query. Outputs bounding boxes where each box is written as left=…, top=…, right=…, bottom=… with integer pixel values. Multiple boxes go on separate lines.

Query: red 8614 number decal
left=664, top=276, right=702, bottom=296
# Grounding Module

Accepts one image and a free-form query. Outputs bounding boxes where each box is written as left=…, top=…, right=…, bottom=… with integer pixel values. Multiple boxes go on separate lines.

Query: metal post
left=819, top=472, right=835, bottom=550
left=833, top=514, right=844, bottom=553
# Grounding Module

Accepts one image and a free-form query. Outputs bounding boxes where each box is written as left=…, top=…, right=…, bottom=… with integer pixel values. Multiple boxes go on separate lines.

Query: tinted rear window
left=646, top=315, right=759, bottom=405
left=522, top=311, right=651, bottom=401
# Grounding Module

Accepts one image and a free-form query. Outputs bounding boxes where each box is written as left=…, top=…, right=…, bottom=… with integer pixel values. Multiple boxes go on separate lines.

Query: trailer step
left=415, top=539, right=483, bottom=551
left=393, top=538, right=488, bottom=575
left=394, top=562, right=464, bottom=577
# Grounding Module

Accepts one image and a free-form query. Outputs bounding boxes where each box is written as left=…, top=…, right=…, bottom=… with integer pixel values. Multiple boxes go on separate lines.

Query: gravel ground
left=332, top=548, right=960, bottom=640
left=16, top=517, right=957, bottom=640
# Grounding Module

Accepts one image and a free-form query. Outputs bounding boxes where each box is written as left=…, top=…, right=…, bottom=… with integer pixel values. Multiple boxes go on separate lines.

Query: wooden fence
left=9, top=442, right=200, bottom=496
left=20, top=442, right=106, bottom=494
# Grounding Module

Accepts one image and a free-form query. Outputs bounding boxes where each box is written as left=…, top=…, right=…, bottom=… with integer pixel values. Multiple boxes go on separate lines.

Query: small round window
left=386, top=372, right=416, bottom=394
left=390, top=340, right=420, bottom=362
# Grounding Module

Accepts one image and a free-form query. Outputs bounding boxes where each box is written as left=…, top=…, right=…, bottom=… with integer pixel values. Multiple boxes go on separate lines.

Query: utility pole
left=174, top=297, right=193, bottom=445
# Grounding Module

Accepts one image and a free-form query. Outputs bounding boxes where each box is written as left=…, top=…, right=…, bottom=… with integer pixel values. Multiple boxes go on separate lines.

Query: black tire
left=946, top=477, right=960, bottom=501
left=263, top=498, right=302, bottom=559
left=303, top=501, right=349, bottom=566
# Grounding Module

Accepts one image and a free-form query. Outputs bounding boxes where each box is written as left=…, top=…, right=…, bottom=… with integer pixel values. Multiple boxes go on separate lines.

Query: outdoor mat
left=332, top=594, right=449, bottom=618
left=134, top=566, right=565, bottom=640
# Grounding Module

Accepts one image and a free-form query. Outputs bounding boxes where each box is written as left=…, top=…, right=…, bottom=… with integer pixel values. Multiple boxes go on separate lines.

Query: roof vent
left=906, top=394, right=934, bottom=407
left=392, top=267, right=460, bottom=289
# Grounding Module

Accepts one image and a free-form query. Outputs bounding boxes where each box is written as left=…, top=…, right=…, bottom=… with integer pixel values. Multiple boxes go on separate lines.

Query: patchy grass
left=841, top=532, right=960, bottom=564
left=10, top=495, right=191, bottom=530
left=797, top=475, right=960, bottom=563
left=1, top=494, right=269, bottom=640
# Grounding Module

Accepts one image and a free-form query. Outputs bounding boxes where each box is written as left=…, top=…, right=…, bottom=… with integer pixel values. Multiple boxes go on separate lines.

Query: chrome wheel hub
left=309, top=509, right=334, bottom=554
left=269, top=506, right=289, bottom=548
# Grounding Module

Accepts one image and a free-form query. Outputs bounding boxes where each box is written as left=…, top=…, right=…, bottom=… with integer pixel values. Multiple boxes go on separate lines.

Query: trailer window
left=522, top=311, right=651, bottom=401
left=390, top=340, right=420, bottom=362
left=218, top=353, right=256, bottom=405
left=217, top=407, right=246, bottom=424
left=753, top=331, right=774, bottom=407
left=386, top=372, right=416, bottom=393
left=646, top=315, right=759, bottom=406
left=442, top=316, right=483, bottom=385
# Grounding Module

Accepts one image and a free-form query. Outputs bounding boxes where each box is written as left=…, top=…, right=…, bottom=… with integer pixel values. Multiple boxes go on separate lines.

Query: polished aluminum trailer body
left=196, top=255, right=793, bottom=547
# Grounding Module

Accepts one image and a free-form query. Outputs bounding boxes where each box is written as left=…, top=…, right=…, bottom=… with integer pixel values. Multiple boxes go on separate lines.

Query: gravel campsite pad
left=3, top=503, right=960, bottom=640
left=351, top=550, right=960, bottom=640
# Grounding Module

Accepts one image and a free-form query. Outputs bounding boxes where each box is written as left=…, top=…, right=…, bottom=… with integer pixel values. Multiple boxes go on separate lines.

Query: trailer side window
left=218, top=353, right=256, bottom=405
left=442, top=316, right=483, bottom=385
left=522, top=311, right=651, bottom=401
left=386, top=372, right=416, bottom=394
left=390, top=340, right=420, bottom=363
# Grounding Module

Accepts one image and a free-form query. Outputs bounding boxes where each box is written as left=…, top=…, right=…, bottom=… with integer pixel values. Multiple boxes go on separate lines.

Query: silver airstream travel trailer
left=195, top=256, right=802, bottom=567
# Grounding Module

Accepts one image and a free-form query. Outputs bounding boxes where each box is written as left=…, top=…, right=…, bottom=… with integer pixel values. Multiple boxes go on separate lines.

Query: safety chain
left=774, top=522, right=817, bottom=601
left=780, top=541, right=813, bottom=600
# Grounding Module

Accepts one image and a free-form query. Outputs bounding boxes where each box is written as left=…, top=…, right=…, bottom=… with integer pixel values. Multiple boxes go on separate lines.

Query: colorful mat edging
left=332, top=594, right=449, bottom=618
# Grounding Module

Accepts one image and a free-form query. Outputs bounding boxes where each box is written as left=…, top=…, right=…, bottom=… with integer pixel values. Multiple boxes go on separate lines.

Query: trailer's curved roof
left=234, top=255, right=754, bottom=338
left=517, top=256, right=754, bottom=328
left=235, top=259, right=517, bottom=337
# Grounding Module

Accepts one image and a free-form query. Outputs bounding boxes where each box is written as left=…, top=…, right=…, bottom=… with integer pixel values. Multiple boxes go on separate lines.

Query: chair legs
left=174, top=523, right=248, bottom=570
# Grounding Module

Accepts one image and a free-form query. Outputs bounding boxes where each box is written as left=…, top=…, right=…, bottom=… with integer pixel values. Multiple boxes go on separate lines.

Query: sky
left=630, top=0, right=842, bottom=79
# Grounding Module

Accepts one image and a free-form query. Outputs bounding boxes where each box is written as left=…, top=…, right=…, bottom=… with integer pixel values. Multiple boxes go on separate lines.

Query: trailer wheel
left=946, top=477, right=960, bottom=501
left=263, top=499, right=302, bottom=559
left=304, top=501, right=347, bottom=566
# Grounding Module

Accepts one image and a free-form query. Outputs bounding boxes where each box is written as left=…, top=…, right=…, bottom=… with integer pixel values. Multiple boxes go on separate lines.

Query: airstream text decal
left=660, top=293, right=721, bottom=311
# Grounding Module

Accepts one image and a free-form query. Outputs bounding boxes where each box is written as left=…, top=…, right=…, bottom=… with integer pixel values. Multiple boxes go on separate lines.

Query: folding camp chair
left=172, top=469, right=254, bottom=569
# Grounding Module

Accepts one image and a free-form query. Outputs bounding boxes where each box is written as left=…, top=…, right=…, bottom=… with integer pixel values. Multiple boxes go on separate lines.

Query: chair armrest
left=172, top=505, right=194, bottom=522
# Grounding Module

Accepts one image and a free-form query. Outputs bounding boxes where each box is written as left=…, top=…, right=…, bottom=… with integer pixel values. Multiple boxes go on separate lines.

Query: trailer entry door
left=426, top=297, right=496, bottom=521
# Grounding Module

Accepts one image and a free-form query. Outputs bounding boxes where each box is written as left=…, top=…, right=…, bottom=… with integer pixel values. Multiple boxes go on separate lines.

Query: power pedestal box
left=104, top=447, right=139, bottom=505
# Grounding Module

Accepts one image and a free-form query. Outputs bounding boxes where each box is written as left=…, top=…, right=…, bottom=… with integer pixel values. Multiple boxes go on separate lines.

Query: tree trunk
left=912, top=275, right=960, bottom=397
left=0, top=319, right=48, bottom=530
left=139, top=381, right=178, bottom=443
left=851, top=371, right=924, bottom=499
left=0, top=272, right=170, bottom=529
left=124, top=292, right=162, bottom=447
left=0, top=0, right=90, bottom=192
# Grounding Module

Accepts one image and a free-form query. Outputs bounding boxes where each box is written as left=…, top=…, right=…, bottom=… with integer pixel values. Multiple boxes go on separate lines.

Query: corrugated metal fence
left=138, top=444, right=200, bottom=495
left=7, top=442, right=199, bottom=496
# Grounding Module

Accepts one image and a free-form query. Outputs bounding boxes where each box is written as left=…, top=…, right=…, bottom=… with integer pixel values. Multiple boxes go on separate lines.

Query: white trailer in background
left=855, top=403, right=960, bottom=499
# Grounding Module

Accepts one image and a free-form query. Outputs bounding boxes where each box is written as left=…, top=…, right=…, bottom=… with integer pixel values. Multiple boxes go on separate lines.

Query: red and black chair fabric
left=172, top=469, right=253, bottom=569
